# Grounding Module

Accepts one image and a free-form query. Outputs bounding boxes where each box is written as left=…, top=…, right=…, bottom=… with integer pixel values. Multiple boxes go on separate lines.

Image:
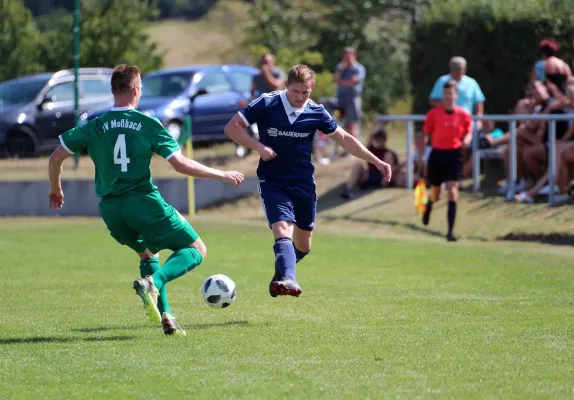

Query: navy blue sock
left=294, top=247, right=310, bottom=263
left=273, top=238, right=297, bottom=280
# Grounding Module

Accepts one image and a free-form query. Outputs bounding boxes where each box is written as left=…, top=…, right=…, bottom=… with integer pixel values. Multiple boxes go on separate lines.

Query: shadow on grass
left=316, top=183, right=404, bottom=214
left=317, top=183, right=364, bottom=214
left=0, top=335, right=136, bottom=345
left=403, top=222, right=448, bottom=239
left=190, top=320, right=252, bottom=330
left=322, top=214, right=400, bottom=228
left=70, top=321, right=254, bottom=335
left=71, top=324, right=153, bottom=333
left=497, top=232, right=574, bottom=246
left=323, top=214, right=469, bottom=240
left=321, top=187, right=574, bottom=245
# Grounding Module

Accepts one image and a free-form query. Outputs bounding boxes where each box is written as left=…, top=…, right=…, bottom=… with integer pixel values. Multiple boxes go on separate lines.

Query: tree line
left=3, top=0, right=415, bottom=114
left=410, top=0, right=574, bottom=116
left=1, top=0, right=162, bottom=82
left=6, top=0, right=569, bottom=116
left=23, top=0, right=225, bottom=19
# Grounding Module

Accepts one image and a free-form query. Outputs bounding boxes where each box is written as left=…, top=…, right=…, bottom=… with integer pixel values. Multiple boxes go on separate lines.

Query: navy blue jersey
left=238, top=90, right=338, bottom=183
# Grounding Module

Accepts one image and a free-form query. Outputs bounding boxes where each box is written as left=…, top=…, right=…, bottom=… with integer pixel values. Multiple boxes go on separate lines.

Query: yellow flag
left=414, top=179, right=428, bottom=216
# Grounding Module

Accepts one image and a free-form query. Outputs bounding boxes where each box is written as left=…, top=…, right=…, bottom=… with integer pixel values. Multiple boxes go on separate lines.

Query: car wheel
left=6, top=127, right=38, bottom=158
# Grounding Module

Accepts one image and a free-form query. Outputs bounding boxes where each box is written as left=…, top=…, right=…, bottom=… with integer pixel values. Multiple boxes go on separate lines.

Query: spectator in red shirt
left=422, top=80, right=473, bottom=241
left=342, top=126, right=400, bottom=200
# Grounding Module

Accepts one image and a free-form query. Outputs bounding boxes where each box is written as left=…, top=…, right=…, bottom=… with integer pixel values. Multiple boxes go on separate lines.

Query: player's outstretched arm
left=330, top=127, right=392, bottom=182
left=168, top=152, right=244, bottom=187
left=224, top=114, right=276, bottom=161
left=47, top=146, right=71, bottom=210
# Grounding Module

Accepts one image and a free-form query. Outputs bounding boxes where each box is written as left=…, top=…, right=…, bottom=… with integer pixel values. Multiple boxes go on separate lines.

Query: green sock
left=151, top=248, right=203, bottom=292
left=140, top=257, right=172, bottom=316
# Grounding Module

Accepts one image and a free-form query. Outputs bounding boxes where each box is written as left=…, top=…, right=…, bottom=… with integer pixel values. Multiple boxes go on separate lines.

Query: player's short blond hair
left=111, top=64, right=141, bottom=95
left=287, top=64, right=315, bottom=85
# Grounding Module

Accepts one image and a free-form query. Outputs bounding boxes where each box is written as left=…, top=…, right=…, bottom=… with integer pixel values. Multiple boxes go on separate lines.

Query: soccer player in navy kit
left=224, top=65, right=392, bottom=297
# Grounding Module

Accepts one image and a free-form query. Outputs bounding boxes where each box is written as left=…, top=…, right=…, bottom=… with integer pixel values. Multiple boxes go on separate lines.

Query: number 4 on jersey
left=114, top=134, right=130, bottom=172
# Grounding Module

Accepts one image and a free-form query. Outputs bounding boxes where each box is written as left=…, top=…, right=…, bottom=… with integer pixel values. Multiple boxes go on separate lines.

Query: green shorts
left=98, top=190, right=199, bottom=254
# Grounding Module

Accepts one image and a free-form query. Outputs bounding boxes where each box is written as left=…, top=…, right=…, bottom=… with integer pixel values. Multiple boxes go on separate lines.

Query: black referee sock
left=447, top=201, right=457, bottom=236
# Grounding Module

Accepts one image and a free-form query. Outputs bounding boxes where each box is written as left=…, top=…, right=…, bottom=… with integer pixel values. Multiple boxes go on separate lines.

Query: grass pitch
left=0, top=218, right=572, bottom=399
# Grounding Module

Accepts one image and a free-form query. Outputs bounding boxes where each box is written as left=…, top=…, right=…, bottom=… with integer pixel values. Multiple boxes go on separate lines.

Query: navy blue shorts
left=258, top=181, right=317, bottom=231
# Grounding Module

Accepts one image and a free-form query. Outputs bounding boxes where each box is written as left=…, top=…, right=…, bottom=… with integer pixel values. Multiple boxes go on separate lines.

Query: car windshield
left=142, top=72, right=195, bottom=97
left=0, top=78, right=48, bottom=107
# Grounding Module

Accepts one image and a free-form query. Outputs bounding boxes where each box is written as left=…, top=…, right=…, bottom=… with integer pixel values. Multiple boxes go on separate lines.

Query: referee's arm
left=462, top=113, right=474, bottom=148
left=422, top=109, right=435, bottom=147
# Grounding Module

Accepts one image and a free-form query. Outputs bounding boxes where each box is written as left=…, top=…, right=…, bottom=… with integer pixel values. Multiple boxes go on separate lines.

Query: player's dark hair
left=443, top=80, right=457, bottom=90
left=287, top=64, right=315, bottom=85
left=111, top=64, right=141, bottom=95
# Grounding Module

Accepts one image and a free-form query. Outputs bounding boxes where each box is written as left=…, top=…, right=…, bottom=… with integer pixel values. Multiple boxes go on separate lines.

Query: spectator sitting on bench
left=493, top=81, right=558, bottom=194
left=537, top=77, right=574, bottom=116
left=516, top=82, right=574, bottom=204
left=461, top=119, right=505, bottom=177
left=519, top=82, right=573, bottom=188
left=480, top=120, right=505, bottom=146
left=342, top=126, right=400, bottom=200
left=513, top=83, right=538, bottom=125
left=515, top=141, right=574, bottom=204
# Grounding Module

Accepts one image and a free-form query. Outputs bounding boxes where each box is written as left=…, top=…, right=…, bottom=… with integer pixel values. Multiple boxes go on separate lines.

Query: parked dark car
left=0, top=68, right=114, bottom=157
left=86, top=64, right=258, bottom=146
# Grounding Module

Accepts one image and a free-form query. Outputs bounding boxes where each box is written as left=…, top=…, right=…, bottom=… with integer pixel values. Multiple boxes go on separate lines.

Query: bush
left=410, top=0, right=574, bottom=116
left=248, top=44, right=336, bottom=100
left=0, top=0, right=44, bottom=81
left=37, top=0, right=163, bottom=74
left=245, top=0, right=410, bottom=114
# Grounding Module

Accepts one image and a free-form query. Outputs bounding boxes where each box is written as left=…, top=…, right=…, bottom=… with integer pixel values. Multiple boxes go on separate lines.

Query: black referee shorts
left=427, top=148, right=463, bottom=186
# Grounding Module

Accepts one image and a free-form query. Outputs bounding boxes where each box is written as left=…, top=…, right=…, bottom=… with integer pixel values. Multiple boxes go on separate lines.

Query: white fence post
left=472, top=117, right=480, bottom=193
left=507, top=120, right=517, bottom=201
left=406, top=120, right=414, bottom=190
left=548, top=120, right=557, bottom=207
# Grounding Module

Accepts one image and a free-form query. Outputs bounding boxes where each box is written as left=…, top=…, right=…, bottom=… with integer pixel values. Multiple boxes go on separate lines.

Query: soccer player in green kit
left=47, top=65, right=244, bottom=336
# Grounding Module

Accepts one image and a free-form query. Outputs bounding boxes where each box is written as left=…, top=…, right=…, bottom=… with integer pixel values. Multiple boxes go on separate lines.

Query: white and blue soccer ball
left=201, top=274, right=236, bottom=309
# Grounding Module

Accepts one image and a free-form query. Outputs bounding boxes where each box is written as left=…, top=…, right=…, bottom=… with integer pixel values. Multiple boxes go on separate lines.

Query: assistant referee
left=422, top=79, right=473, bottom=242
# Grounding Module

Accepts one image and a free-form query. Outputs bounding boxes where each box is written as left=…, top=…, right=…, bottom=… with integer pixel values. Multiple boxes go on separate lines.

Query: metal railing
left=376, top=114, right=574, bottom=207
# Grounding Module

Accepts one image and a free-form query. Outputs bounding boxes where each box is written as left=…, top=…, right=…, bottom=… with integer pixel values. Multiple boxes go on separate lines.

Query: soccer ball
left=202, top=274, right=236, bottom=308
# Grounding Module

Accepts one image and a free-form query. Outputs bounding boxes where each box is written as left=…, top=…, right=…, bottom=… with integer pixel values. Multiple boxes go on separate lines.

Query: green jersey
left=59, top=106, right=180, bottom=198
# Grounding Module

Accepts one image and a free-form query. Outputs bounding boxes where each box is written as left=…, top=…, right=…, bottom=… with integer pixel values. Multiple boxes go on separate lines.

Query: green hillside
left=146, top=1, right=253, bottom=67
